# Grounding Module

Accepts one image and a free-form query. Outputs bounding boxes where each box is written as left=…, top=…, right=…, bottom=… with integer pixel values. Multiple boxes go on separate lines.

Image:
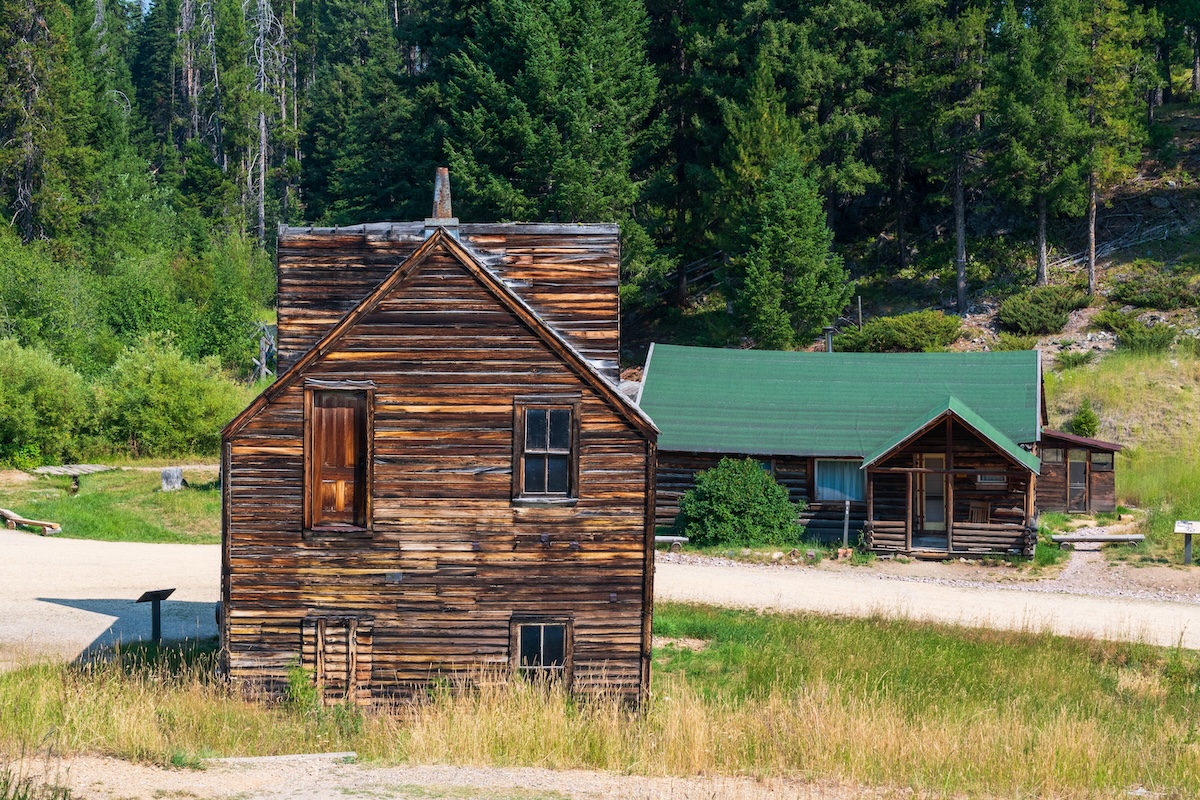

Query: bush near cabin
left=675, top=457, right=804, bottom=547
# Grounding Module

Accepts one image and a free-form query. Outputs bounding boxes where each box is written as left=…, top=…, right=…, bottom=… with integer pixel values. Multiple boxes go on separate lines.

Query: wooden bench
left=1050, top=533, right=1144, bottom=544
left=0, top=507, right=61, bottom=535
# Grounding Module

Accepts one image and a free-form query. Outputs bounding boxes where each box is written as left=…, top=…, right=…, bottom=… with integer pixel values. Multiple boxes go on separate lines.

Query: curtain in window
left=816, top=460, right=865, bottom=501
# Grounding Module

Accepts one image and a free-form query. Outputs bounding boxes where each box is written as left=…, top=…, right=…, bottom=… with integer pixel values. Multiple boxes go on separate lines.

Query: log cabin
left=220, top=173, right=658, bottom=705
left=637, top=344, right=1051, bottom=557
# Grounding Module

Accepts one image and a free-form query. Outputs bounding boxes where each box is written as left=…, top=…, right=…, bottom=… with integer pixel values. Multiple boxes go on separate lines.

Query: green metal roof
left=861, top=396, right=1040, bottom=473
left=637, top=344, right=1042, bottom=461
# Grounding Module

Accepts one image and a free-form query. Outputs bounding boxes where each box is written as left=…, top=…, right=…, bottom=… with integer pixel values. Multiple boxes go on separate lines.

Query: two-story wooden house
left=220, top=172, right=658, bottom=705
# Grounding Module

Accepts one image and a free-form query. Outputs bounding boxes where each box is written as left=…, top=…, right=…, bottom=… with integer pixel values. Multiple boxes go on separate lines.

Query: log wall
left=275, top=223, right=621, bottom=380
left=225, top=244, right=651, bottom=703
left=866, top=418, right=1036, bottom=556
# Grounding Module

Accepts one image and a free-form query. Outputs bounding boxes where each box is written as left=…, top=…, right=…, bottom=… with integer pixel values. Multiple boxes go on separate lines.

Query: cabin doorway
left=914, top=454, right=948, bottom=551
left=1068, top=449, right=1088, bottom=512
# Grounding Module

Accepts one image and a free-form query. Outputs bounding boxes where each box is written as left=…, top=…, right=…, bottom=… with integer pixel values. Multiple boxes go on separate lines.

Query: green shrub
left=1107, top=259, right=1200, bottom=309
left=1092, top=310, right=1176, bottom=353
left=834, top=311, right=962, bottom=352
left=1054, top=351, right=1096, bottom=370
left=97, top=338, right=251, bottom=457
left=997, top=286, right=1089, bottom=335
left=675, top=457, right=804, bottom=547
left=1071, top=398, right=1100, bottom=438
left=0, top=340, right=91, bottom=467
left=994, top=333, right=1040, bottom=351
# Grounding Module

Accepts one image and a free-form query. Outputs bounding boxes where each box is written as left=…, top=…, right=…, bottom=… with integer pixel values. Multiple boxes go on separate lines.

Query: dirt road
left=655, top=557, right=1200, bottom=649
left=0, top=529, right=218, bottom=669
left=3, top=528, right=1199, bottom=670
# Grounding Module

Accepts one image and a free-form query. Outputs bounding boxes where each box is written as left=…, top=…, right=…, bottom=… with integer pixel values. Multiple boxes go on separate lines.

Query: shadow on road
left=36, top=597, right=218, bottom=659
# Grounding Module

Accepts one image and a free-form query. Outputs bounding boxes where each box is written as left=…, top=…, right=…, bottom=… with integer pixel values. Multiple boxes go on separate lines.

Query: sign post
left=136, top=588, right=176, bottom=643
left=1174, top=521, right=1198, bottom=565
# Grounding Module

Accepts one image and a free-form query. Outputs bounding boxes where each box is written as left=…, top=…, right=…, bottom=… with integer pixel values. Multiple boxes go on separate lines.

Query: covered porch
left=863, top=398, right=1040, bottom=557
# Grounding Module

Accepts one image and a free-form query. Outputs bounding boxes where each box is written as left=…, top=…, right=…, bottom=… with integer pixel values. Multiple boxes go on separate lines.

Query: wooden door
left=1068, top=449, right=1088, bottom=512
left=312, top=393, right=366, bottom=526
left=920, top=454, right=947, bottom=532
left=301, top=617, right=373, bottom=706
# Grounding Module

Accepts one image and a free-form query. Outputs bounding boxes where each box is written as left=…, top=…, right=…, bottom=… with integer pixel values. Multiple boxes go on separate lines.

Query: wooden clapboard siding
left=1035, top=433, right=1119, bottom=513
left=225, top=238, right=651, bottom=703
left=276, top=223, right=620, bottom=380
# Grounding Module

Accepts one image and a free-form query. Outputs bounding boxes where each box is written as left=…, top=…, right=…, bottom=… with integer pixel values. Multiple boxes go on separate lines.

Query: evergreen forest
left=1, top=0, right=1197, bottom=463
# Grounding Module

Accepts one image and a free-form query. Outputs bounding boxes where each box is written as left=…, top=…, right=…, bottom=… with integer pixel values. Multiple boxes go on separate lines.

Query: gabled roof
left=223, top=228, right=657, bottom=440
left=636, top=344, right=1041, bottom=458
left=861, top=396, right=1040, bottom=473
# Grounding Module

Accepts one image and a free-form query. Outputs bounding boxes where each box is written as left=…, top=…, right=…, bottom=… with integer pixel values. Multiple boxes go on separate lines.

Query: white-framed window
left=815, top=459, right=865, bottom=502
left=976, top=474, right=1008, bottom=490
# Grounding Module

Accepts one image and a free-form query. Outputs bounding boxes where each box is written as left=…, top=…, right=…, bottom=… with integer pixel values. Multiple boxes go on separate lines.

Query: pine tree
left=992, top=0, right=1089, bottom=286
left=444, top=0, right=657, bottom=222
left=737, top=154, right=852, bottom=348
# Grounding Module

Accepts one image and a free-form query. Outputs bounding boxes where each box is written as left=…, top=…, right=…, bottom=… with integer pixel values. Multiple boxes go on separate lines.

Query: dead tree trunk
left=1086, top=172, right=1097, bottom=295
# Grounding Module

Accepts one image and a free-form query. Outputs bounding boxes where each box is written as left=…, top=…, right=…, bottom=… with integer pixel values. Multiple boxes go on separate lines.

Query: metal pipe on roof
left=823, top=326, right=836, bottom=353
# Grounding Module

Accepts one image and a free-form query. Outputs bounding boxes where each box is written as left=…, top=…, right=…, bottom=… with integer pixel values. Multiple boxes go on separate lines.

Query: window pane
left=526, top=409, right=547, bottom=450
left=520, top=625, right=541, bottom=667
left=524, top=455, right=546, bottom=494
left=542, top=625, right=566, bottom=666
left=1092, top=453, right=1114, bottom=470
left=549, top=409, right=571, bottom=450
left=816, top=460, right=865, bottom=501
left=1044, top=447, right=1064, bottom=464
left=546, top=456, right=569, bottom=494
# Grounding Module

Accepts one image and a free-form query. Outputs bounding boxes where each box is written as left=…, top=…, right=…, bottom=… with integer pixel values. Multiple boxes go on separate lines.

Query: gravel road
left=3, top=528, right=1199, bottom=670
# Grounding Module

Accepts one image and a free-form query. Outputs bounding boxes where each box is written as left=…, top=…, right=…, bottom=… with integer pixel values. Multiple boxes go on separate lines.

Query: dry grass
left=3, top=606, right=1200, bottom=798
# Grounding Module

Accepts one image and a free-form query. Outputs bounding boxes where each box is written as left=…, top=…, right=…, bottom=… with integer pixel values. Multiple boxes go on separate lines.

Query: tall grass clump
left=0, top=762, right=71, bottom=800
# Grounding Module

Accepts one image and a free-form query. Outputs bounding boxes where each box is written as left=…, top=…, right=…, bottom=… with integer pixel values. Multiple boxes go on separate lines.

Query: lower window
left=512, top=619, right=571, bottom=681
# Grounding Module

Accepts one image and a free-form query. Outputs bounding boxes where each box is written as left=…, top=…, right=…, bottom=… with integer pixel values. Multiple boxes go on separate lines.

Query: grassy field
left=2, top=603, right=1198, bottom=797
left=1045, top=351, right=1200, bottom=564
left=0, top=469, right=220, bottom=544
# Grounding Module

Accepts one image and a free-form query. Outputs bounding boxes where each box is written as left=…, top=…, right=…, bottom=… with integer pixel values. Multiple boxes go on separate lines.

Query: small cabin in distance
left=1036, top=430, right=1122, bottom=513
left=220, top=172, right=658, bottom=706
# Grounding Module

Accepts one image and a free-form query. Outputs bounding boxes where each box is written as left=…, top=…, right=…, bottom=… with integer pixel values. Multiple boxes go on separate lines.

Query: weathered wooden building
left=220, top=180, right=657, bottom=704
left=638, top=345, right=1048, bottom=557
left=1036, top=429, right=1122, bottom=513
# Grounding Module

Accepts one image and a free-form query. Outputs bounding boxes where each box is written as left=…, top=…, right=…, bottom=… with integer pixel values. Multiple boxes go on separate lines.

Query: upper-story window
left=305, top=384, right=373, bottom=532
left=514, top=398, right=579, bottom=500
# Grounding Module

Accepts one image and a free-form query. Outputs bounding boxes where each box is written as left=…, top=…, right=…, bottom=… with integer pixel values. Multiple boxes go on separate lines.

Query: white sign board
left=1174, top=520, right=1200, bottom=534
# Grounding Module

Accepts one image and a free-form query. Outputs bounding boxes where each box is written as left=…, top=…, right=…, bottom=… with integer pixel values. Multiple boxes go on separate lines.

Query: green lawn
left=1, top=469, right=220, bottom=544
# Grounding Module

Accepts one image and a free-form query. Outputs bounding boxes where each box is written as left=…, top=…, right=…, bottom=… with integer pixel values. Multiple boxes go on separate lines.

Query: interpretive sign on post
left=1174, top=521, right=1198, bottom=565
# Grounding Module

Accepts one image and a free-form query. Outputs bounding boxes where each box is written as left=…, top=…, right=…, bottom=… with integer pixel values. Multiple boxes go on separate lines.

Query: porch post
left=905, top=472, right=913, bottom=551
left=945, top=418, right=954, bottom=553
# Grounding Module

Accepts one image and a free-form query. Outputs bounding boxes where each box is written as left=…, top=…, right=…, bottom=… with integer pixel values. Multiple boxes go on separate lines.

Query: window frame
left=1091, top=452, right=1114, bottom=471
left=512, top=396, right=581, bottom=504
left=1042, top=447, right=1064, bottom=465
left=510, top=616, right=573, bottom=685
left=814, top=458, right=866, bottom=502
left=975, top=474, right=1009, bottom=490
left=303, top=380, right=375, bottom=537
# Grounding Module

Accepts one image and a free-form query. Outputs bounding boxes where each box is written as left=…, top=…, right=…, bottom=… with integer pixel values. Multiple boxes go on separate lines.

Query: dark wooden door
left=1068, top=449, right=1088, bottom=512
left=312, top=393, right=366, bottom=526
